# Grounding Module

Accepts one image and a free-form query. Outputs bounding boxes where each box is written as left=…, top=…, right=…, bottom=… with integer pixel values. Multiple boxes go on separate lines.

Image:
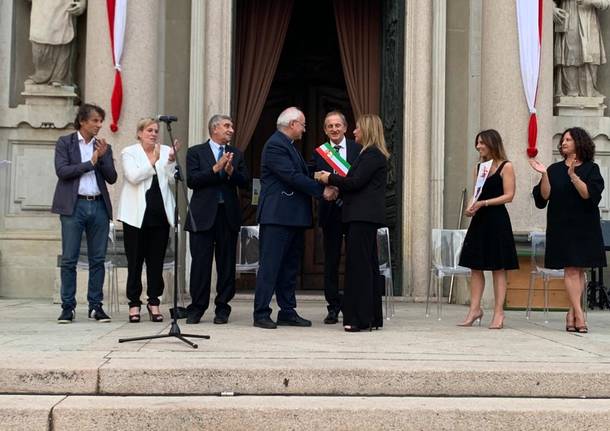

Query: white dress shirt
left=77, top=131, right=101, bottom=196
left=209, top=139, right=225, bottom=161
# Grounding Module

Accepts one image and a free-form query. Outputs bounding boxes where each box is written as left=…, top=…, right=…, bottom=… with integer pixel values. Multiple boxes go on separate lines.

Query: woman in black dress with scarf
left=317, top=114, right=389, bottom=332
left=458, top=129, right=519, bottom=329
left=529, top=127, right=606, bottom=333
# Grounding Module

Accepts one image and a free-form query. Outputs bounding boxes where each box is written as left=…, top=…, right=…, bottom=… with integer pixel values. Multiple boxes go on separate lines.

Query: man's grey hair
left=208, top=114, right=233, bottom=135
left=276, top=107, right=303, bottom=129
left=324, top=110, right=347, bottom=126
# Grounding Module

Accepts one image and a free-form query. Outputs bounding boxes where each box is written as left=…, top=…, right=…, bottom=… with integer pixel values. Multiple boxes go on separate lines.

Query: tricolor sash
left=315, top=142, right=351, bottom=177
left=470, top=159, right=493, bottom=206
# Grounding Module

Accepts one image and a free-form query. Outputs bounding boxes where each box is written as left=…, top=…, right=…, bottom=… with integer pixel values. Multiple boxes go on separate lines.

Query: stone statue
left=553, top=0, right=609, bottom=98
left=26, top=0, right=87, bottom=87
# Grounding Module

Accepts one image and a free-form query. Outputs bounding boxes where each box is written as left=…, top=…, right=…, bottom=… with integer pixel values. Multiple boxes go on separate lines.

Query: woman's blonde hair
left=136, top=118, right=159, bottom=140
left=357, top=114, right=390, bottom=159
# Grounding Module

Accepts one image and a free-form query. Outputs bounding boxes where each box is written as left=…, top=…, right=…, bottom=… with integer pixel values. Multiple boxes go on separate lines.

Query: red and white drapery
left=516, top=0, right=543, bottom=157
left=106, top=0, right=127, bottom=132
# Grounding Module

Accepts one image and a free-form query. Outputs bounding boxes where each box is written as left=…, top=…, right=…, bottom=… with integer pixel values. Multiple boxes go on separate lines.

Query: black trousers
left=188, top=205, right=238, bottom=319
left=123, top=222, right=170, bottom=307
left=322, top=211, right=347, bottom=313
left=343, top=221, right=383, bottom=329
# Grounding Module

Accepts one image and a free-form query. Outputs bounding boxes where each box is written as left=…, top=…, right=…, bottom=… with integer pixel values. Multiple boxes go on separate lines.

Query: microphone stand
left=119, top=120, right=209, bottom=348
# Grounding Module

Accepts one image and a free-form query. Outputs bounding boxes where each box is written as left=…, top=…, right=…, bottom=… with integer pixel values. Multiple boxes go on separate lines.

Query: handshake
left=314, top=170, right=338, bottom=201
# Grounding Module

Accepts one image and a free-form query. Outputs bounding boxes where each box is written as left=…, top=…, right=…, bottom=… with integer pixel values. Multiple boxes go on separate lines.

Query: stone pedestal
left=554, top=96, right=606, bottom=117
left=14, top=83, right=78, bottom=129
left=21, top=82, right=78, bottom=107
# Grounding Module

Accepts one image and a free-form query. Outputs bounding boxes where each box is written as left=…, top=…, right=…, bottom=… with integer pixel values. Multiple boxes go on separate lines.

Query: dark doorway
left=233, top=0, right=402, bottom=292
left=237, top=0, right=363, bottom=291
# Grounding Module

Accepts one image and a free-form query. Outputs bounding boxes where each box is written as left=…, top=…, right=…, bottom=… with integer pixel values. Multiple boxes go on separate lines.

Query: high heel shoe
left=574, top=315, right=588, bottom=334
left=488, top=315, right=504, bottom=330
left=146, top=304, right=164, bottom=322
left=565, top=312, right=576, bottom=332
left=457, top=310, right=483, bottom=327
left=128, top=306, right=141, bottom=323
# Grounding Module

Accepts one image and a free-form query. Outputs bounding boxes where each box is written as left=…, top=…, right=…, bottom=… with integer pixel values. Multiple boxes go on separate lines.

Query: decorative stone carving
left=26, top=0, right=86, bottom=87
left=553, top=0, right=609, bottom=116
left=10, top=142, right=55, bottom=212
left=23, top=0, right=85, bottom=106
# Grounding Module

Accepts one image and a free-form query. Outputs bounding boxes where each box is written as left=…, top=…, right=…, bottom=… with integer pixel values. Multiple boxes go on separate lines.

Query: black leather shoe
left=186, top=313, right=202, bottom=324
left=324, top=310, right=339, bottom=324
left=277, top=314, right=312, bottom=327
left=213, top=315, right=228, bottom=324
left=57, top=308, right=75, bottom=324
left=88, top=306, right=111, bottom=322
left=253, top=317, right=277, bottom=329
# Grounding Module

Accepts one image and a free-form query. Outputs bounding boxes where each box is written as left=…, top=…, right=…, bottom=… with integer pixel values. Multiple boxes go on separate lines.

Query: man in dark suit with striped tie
left=185, top=114, right=249, bottom=324
left=313, top=111, right=361, bottom=324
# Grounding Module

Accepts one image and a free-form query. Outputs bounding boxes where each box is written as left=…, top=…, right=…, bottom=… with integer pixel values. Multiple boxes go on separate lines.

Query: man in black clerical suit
left=185, top=114, right=249, bottom=324
left=313, top=111, right=361, bottom=324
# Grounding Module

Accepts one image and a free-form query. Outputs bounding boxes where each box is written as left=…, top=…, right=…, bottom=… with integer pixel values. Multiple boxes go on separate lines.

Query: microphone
left=157, top=115, right=178, bottom=123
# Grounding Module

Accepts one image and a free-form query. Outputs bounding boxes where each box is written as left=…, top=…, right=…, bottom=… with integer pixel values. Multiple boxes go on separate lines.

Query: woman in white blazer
left=117, top=118, right=177, bottom=323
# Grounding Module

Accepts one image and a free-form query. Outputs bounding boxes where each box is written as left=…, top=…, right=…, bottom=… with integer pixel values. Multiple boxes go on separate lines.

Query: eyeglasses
left=294, top=120, right=306, bottom=129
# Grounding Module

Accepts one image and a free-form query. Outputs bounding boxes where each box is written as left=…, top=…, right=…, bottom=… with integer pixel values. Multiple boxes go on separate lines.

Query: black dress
left=533, top=160, right=606, bottom=269
left=459, top=161, right=519, bottom=271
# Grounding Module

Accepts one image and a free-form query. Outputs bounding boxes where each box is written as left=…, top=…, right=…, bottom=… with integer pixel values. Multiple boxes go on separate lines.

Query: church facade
left=1, top=0, right=609, bottom=305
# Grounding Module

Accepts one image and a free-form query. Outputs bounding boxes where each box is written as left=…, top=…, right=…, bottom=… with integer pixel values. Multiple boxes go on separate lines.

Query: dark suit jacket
left=328, top=147, right=387, bottom=225
left=313, top=139, right=361, bottom=228
left=256, top=130, right=323, bottom=227
left=51, top=132, right=117, bottom=219
left=185, top=140, right=249, bottom=232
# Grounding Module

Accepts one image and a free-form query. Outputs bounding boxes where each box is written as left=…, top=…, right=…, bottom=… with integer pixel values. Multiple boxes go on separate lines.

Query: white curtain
left=516, top=0, right=542, bottom=157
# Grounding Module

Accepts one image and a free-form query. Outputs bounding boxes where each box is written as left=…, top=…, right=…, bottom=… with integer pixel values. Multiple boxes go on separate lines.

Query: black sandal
left=576, top=325, right=589, bottom=334
left=128, top=306, right=141, bottom=323
left=147, top=304, right=164, bottom=322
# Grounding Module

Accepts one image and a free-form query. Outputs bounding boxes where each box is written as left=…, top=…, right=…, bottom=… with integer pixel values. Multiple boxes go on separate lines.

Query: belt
left=77, top=195, right=101, bottom=201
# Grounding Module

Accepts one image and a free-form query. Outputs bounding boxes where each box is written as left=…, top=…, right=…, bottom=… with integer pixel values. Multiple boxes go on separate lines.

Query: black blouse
left=142, top=173, right=169, bottom=228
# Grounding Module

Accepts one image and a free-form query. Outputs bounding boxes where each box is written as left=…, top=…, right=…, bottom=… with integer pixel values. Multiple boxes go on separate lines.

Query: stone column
left=480, top=0, right=551, bottom=234
left=189, top=0, right=233, bottom=146
left=403, top=0, right=433, bottom=298
left=478, top=0, right=552, bottom=308
left=431, top=0, right=447, bottom=231
left=84, top=0, right=162, bottom=205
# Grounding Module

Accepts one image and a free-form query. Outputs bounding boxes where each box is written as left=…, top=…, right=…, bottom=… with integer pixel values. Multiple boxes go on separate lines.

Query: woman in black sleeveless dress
left=529, top=127, right=606, bottom=333
left=458, top=130, right=519, bottom=329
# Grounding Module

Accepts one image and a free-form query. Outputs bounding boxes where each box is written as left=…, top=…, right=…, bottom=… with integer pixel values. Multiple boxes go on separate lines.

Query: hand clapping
left=528, top=158, right=547, bottom=174
left=91, top=137, right=109, bottom=165
left=168, top=139, right=180, bottom=162
left=224, top=152, right=234, bottom=176
left=567, top=154, right=577, bottom=178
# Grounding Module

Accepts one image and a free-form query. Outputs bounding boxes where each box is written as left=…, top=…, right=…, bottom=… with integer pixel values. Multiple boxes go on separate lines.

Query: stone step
left=3, top=354, right=610, bottom=398
left=2, top=394, right=610, bottom=430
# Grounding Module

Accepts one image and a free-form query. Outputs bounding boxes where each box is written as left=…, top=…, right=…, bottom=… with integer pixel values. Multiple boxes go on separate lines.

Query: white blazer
left=117, top=143, right=176, bottom=228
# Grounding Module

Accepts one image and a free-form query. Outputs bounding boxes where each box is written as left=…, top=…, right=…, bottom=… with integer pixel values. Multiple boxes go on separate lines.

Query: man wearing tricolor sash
left=313, top=111, right=361, bottom=325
